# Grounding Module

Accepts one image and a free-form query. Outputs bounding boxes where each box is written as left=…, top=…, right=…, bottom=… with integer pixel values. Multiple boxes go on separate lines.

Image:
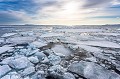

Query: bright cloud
left=0, top=0, right=120, bottom=25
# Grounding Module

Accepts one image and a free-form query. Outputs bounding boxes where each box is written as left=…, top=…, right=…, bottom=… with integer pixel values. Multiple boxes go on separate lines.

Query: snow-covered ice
left=77, top=41, right=120, bottom=48
left=0, top=65, right=11, bottom=78
left=6, top=36, right=36, bottom=45
left=73, top=44, right=102, bottom=53
left=1, top=33, right=17, bottom=38
left=30, top=41, right=47, bottom=48
left=55, top=29, right=104, bottom=33
left=52, top=44, right=72, bottom=56
left=40, top=33, right=64, bottom=37
left=0, top=25, right=120, bottom=79
left=0, top=46, right=13, bottom=54
left=8, top=57, right=32, bottom=70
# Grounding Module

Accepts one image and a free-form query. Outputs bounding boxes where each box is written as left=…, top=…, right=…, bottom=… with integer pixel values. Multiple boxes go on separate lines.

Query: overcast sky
left=0, top=0, right=120, bottom=25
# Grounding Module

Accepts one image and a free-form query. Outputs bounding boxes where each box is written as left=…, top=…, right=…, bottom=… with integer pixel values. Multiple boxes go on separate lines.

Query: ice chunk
left=0, top=65, right=11, bottom=78
left=6, top=36, right=36, bottom=45
left=63, top=72, right=75, bottom=79
left=19, top=48, right=39, bottom=56
left=1, top=75, right=10, bottom=79
left=31, top=41, right=47, bottom=48
left=28, top=56, right=39, bottom=64
left=1, top=33, right=17, bottom=38
left=48, top=54, right=61, bottom=65
left=51, top=45, right=72, bottom=56
left=68, top=61, right=120, bottom=79
left=1, top=71, right=21, bottom=79
left=86, top=57, right=97, bottom=62
left=41, top=57, right=49, bottom=63
left=0, top=57, right=14, bottom=65
left=0, top=38, right=4, bottom=43
left=8, top=57, right=32, bottom=70
left=73, top=45, right=102, bottom=53
left=49, top=65, right=66, bottom=78
left=34, top=51, right=47, bottom=62
left=31, top=71, right=45, bottom=79
left=20, top=66, right=35, bottom=76
left=0, top=46, right=13, bottom=54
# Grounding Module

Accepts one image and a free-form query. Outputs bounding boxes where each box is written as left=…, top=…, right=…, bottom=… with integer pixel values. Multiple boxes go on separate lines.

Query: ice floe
left=0, top=46, right=14, bottom=54
left=40, top=33, right=64, bottom=37
left=51, top=44, right=72, bottom=56
left=0, top=25, right=120, bottom=79
left=8, top=57, right=32, bottom=70
left=1, top=33, right=17, bottom=38
left=0, top=65, right=11, bottom=78
left=77, top=41, right=120, bottom=48
left=6, top=36, right=36, bottom=45
left=68, top=61, right=120, bottom=79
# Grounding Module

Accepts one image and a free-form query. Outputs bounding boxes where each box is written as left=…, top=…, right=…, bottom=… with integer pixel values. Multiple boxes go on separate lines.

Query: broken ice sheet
left=0, top=25, right=120, bottom=79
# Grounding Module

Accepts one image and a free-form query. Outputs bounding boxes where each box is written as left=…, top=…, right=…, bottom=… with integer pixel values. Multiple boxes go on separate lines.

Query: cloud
left=0, top=10, right=31, bottom=24
left=0, top=0, right=120, bottom=25
left=82, top=0, right=111, bottom=8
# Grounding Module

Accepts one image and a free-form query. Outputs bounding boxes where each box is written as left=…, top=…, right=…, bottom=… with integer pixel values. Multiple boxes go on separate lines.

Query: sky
left=0, top=0, right=120, bottom=25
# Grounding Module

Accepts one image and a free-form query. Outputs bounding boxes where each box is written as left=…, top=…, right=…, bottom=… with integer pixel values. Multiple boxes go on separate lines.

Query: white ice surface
left=1, top=33, right=17, bottom=38
left=0, top=46, right=14, bottom=54
left=31, top=41, right=47, bottom=48
left=93, top=33, right=120, bottom=36
left=6, top=37, right=36, bottom=44
left=8, top=57, right=32, bottom=70
left=51, top=45, right=72, bottom=56
left=0, top=38, right=4, bottom=43
left=40, top=33, right=64, bottom=37
left=0, top=65, right=11, bottom=78
left=21, top=66, right=35, bottom=76
left=73, top=45, right=102, bottom=53
left=77, top=41, right=120, bottom=48
left=55, top=29, right=104, bottom=33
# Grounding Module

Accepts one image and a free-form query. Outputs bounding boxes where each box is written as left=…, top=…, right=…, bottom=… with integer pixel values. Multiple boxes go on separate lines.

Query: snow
left=1, top=33, right=17, bottom=38
left=0, top=46, right=14, bottom=54
left=40, top=33, right=64, bottom=37
left=0, top=65, right=11, bottom=78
